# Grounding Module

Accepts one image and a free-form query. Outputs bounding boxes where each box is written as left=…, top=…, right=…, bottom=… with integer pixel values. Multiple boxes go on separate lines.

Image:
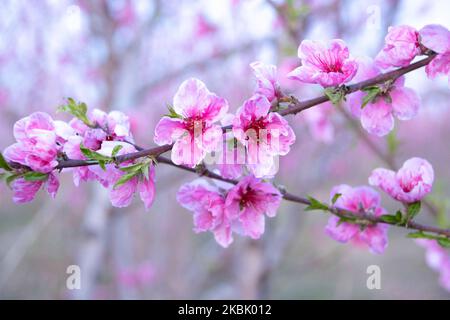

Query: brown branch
left=56, top=54, right=437, bottom=171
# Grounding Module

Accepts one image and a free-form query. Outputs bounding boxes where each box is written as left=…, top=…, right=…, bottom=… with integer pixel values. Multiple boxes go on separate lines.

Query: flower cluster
left=0, top=24, right=447, bottom=269
left=177, top=175, right=281, bottom=247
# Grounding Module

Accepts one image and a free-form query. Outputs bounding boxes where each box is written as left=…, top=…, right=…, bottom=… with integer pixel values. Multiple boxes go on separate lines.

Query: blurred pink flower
left=232, top=95, right=295, bottom=178
left=91, top=141, right=155, bottom=210
left=195, top=14, right=217, bottom=38
left=303, top=102, right=334, bottom=143
left=375, top=25, right=420, bottom=69
left=369, top=157, right=434, bottom=203
left=347, top=58, right=420, bottom=136
left=325, top=185, right=388, bottom=254
left=154, top=78, right=229, bottom=167
left=177, top=179, right=232, bottom=247
left=117, top=261, right=156, bottom=288
left=416, top=239, right=450, bottom=292
left=288, top=39, right=357, bottom=87
left=225, top=175, right=281, bottom=240
left=3, top=112, right=59, bottom=173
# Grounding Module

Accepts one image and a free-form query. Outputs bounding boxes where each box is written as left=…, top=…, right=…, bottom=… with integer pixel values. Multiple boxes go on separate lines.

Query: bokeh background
left=0, top=0, right=449, bottom=299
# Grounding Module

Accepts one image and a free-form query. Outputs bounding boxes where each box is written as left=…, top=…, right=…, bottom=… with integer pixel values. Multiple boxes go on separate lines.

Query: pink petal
left=390, top=87, right=420, bottom=120
left=153, top=117, right=187, bottom=146
left=139, top=166, right=155, bottom=211
left=360, top=100, right=394, bottom=136
left=419, top=24, right=450, bottom=54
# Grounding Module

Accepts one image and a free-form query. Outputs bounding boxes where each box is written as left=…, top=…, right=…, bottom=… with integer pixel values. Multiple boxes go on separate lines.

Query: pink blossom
left=3, top=112, right=59, bottom=173
left=232, top=95, right=295, bottom=178
left=288, top=39, right=358, bottom=87
left=117, top=261, right=156, bottom=288
left=225, top=175, right=281, bottom=239
left=303, top=102, right=334, bottom=143
left=325, top=185, right=388, bottom=254
left=375, top=25, right=420, bottom=69
left=419, top=24, right=450, bottom=85
left=11, top=173, right=59, bottom=204
left=91, top=141, right=155, bottom=210
left=347, top=58, right=420, bottom=136
left=154, top=78, right=229, bottom=167
left=177, top=180, right=232, bottom=247
left=250, top=61, right=280, bottom=103
left=369, top=157, right=434, bottom=203
left=63, top=135, right=97, bottom=186
left=419, top=24, right=450, bottom=55
left=416, top=239, right=450, bottom=292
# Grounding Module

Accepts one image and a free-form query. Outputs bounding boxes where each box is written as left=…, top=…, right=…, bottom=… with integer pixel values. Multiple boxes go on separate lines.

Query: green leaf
left=380, top=214, right=401, bottom=224
left=361, top=86, right=381, bottom=109
left=437, top=238, right=450, bottom=248
left=0, top=153, right=12, bottom=171
left=120, top=162, right=145, bottom=173
left=114, top=171, right=139, bottom=189
left=79, top=143, right=111, bottom=162
left=305, top=196, right=329, bottom=212
left=58, top=98, right=93, bottom=127
left=406, top=231, right=435, bottom=239
left=111, top=145, right=123, bottom=157
left=6, top=173, right=22, bottom=187
left=141, top=163, right=150, bottom=180
left=98, top=160, right=106, bottom=171
left=324, top=87, right=347, bottom=105
left=407, top=232, right=450, bottom=248
left=166, top=105, right=182, bottom=119
left=331, top=193, right=342, bottom=205
left=406, top=201, right=421, bottom=220
left=23, top=172, right=48, bottom=182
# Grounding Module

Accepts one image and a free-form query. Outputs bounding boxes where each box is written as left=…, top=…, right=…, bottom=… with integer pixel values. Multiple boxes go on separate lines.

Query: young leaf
left=120, top=162, right=144, bottom=173
left=361, top=86, right=381, bottom=109
left=111, top=145, right=123, bottom=157
left=437, top=238, right=450, bottom=248
left=406, top=201, right=421, bottom=220
left=113, top=171, right=139, bottom=189
left=23, top=172, right=48, bottom=182
left=386, top=129, right=399, bottom=155
left=380, top=214, right=401, bottom=224
left=0, top=153, right=12, bottom=171
left=331, top=193, right=342, bottom=205
left=141, top=163, right=150, bottom=180
left=324, top=87, right=346, bottom=105
left=6, top=173, right=22, bottom=187
left=305, top=196, right=329, bottom=212
left=58, top=98, right=93, bottom=127
left=166, top=105, right=182, bottom=119
left=79, top=143, right=111, bottom=162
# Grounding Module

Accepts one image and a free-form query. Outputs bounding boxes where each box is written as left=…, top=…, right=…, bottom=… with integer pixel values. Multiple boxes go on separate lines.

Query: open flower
left=225, top=175, right=281, bottom=239
left=11, top=173, right=59, bottom=204
left=369, top=157, right=434, bottom=203
left=325, top=185, right=388, bottom=254
left=419, top=24, right=450, bottom=86
left=3, top=112, right=59, bottom=173
left=288, top=39, right=357, bottom=87
left=375, top=25, right=420, bottom=69
left=64, top=109, right=133, bottom=186
left=90, top=141, right=156, bottom=210
left=347, top=57, right=420, bottom=136
left=177, top=179, right=232, bottom=247
left=154, top=78, right=229, bottom=167
left=232, top=95, right=295, bottom=178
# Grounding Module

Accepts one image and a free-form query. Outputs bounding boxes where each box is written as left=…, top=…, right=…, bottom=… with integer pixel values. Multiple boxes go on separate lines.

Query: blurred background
left=0, top=0, right=449, bottom=299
